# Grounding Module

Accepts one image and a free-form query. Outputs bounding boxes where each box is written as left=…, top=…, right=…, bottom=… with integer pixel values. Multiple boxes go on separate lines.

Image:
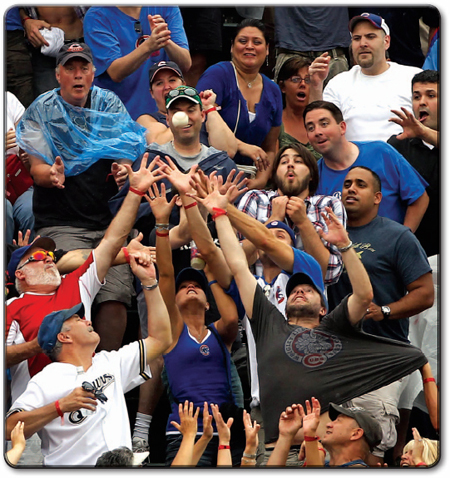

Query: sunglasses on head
left=17, top=250, right=56, bottom=269
left=167, top=87, right=199, bottom=99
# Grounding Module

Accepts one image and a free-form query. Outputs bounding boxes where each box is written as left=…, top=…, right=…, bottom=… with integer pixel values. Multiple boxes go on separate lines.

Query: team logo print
left=199, top=344, right=210, bottom=356
left=275, top=286, right=285, bottom=305
left=284, top=328, right=342, bottom=367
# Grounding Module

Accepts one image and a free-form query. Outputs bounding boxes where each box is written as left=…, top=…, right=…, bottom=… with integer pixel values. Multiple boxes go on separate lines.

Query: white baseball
left=172, top=111, right=189, bottom=127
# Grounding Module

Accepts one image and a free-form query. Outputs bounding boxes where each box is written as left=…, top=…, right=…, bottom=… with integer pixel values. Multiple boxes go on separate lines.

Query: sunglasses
left=167, top=87, right=199, bottom=99
left=134, top=21, right=142, bottom=34
left=288, top=76, right=311, bottom=85
left=17, top=250, right=56, bottom=269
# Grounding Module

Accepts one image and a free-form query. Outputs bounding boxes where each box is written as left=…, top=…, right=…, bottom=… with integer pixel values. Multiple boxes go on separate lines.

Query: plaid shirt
left=237, top=189, right=347, bottom=285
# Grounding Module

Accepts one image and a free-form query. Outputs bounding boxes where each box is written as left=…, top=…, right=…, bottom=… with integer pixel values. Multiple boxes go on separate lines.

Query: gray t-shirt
left=250, top=286, right=427, bottom=444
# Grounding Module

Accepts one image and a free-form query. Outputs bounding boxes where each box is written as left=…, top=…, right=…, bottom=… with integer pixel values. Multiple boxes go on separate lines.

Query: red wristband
left=304, top=435, right=319, bottom=442
left=211, top=207, right=227, bottom=221
left=218, top=444, right=230, bottom=450
left=55, top=400, right=64, bottom=425
left=156, top=230, right=169, bottom=237
left=318, top=447, right=326, bottom=455
left=21, top=16, right=31, bottom=26
left=204, top=106, right=217, bottom=115
left=184, top=201, right=197, bottom=210
left=122, top=247, right=130, bottom=264
left=415, top=462, right=427, bottom=467
left=423, top=377, right=436, bottom=384
left=129, top=187, right=145, bottom=197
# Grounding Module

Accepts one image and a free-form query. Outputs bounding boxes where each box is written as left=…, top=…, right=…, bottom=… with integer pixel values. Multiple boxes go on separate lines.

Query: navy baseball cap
left=57, top=42, right=93, bottom=66
left=285, top=251, right=328, bottom=311
left=175, top=267, right=208, bottom=294
left=7, top=237, right=56, bottom=280
left=328, top=403, right=383, bottom=451
left=349, top=13, right=390, bottom=36
left=38, top=303, right=85, bottom=353
left=149, top=60, right=183, bottom=86
left=266, top=220, right=296, bottom=245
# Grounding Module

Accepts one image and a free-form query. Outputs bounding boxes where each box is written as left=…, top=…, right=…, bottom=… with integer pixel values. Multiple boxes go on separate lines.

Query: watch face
left=382, top=306, right=391, bottom=316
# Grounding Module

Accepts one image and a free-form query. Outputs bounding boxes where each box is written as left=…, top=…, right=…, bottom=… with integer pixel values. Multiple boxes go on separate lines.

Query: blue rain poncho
left=16, top=86, right=147, bottom=176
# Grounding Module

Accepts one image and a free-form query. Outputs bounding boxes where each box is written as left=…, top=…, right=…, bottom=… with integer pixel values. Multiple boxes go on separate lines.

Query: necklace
left=234, top=63, right=259, bottom=88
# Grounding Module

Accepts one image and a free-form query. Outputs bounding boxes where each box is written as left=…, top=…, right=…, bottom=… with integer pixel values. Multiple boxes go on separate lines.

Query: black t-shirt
left=250, top=286, right=427, bottom=444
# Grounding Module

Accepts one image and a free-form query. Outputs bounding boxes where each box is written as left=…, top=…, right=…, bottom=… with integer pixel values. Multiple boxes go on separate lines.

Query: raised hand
left=147, top=14, right=171, bottom=51
left=145, top=181, right=178, bottom=224
left=389, top=107, right=425, bottom=140
left=199, top=89, right=217, bottom=109
left=201, top=401, right=214, bottom=441
left=50, top=156, right=65, bottom=189
left=111, top=162, right=128, bottom=190
left=156, top=155, right=198, bottom=195
left=125, top=153, right=164, bottom=195
left=238, top=143, right=269, bottom=172
left=243, top=409, right=260, bottom=451
left=300, top=397, right=321, bottom=438
left=278, top=404, right=303, bottom=439
left=309, top=52, right=330, bottom=87
left=317, top=206, right=349, bottom=249
left=188, top=173, right=234, bottom=215
left=210, top=403, right=233, bottom=444
left=211, top=169, right=249, bottom=204
left=170, top=400, right=200, bottom=438
left=129, top=251, right=157, bottom=286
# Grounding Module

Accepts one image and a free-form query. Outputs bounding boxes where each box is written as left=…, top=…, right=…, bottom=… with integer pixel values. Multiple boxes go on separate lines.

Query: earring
left=266, top=55, right=269, bottom=67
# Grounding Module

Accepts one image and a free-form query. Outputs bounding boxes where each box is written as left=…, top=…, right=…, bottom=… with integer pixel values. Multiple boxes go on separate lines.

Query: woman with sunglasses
left=276, top=56, right=322, bottom=161
left=196, top=19, right=283, bottom=190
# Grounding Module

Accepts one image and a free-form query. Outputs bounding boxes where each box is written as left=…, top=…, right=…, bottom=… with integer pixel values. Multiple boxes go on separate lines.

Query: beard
left=24, top=265, right=62, bottom=289
left=286, top=301, right=322, bottom=321
left=276, top=172, right=310, bottom=197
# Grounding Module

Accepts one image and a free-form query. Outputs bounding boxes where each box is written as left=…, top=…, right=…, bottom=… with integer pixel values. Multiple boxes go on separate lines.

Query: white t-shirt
left=323, top=62, right=422, bottom=142
left=8, top=341, right=151, bottom=466
left=6, top=91, right=25, bottom=156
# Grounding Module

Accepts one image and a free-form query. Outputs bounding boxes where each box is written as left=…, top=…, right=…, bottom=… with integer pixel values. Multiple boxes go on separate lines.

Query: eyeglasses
left=134, top=21, right=142, bottom=34
left=17, top=250, right=56, bottom=269
left=288, top=76, right=311, bottom=84
left=167, top=87, right=199, bottom=99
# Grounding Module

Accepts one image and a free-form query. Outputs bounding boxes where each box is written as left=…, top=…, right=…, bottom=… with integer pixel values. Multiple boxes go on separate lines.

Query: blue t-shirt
left=196, top=61, right=283, bottom=166
left=6, top=7, right=23, bottom=30
left=84, top=7, right=189, bottom=120
left=316, top=141, right=428, bottom=224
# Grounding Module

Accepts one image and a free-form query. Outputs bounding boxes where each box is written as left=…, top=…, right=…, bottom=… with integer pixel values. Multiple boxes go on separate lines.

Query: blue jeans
left=6, top=187, right=35, bottom=244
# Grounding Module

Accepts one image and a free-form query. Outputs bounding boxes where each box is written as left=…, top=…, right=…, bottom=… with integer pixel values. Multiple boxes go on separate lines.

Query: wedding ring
left=149, top=196, right=156, bottom=200
left=256, top=157, right=261, bottom=161
left=366, top=309, right=370, bottom=313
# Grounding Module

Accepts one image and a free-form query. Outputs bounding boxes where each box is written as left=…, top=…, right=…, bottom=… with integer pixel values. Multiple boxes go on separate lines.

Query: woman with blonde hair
left=400, top=427, right=439, bottom=467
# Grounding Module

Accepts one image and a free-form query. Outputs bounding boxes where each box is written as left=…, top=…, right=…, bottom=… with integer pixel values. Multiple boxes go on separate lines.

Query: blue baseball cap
left=175, top=267, right=208, bottom=294
left=38, top=303, right=85, bottom=354
left=285, top=251, right=328, bottom=311
left=349, top=13, right=390, bottom=36
left=7, top=237, right=56, bottom=281
left=266, top=220, right=296, bottom=245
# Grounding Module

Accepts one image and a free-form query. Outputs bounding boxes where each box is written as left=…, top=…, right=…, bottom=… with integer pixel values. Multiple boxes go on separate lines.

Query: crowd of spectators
left=5, top=5, right=440, bottom=469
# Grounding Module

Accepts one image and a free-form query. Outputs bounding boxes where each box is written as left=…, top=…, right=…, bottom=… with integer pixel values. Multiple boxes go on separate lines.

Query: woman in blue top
left=196, top=19, right=283, bottom=189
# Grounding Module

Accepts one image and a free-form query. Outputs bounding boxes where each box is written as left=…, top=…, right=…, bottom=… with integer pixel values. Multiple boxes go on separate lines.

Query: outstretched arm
left=318, top=207, right=373, bottom=324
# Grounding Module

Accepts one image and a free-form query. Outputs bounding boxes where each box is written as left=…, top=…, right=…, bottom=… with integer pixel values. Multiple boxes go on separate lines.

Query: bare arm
left=94, top=153, right=164, bottom=282
left=389, top=107, right=439, bottom=148
left=318, top=207, right=373, bottom=324
left=170, top=401, right=199, bottom=466
left=29, top=154, right=65, bottom=189
left=419, top=362, right=438, bottom=430
left=136, top=114, right=174, bottom=145
left=6, top=338, right=42, bottom=368
left=403, top=192, right=429, bottom=233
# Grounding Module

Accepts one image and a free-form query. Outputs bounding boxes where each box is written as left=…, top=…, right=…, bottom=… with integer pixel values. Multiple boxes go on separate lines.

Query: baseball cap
left=165, top=86, right=202, bottom=109
left=285, top=252, right=328, bottom=312
left=349, top=13, right=390, bottom=36
left=38, top=303, right=85, bottom=353
left=328, top=403, right=383, bottom=450
left=149, top=60, right=183, bottom=86
left=57, top=42, right=93, bottom=66
left=175, top=267, right=208, bottom=294
left=7, top=236, right=56, bottom=280
left=266, top=220, right=296, bottom=245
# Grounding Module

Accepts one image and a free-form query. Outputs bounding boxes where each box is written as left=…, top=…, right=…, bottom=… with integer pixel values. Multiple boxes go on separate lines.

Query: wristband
left=204, top=106, right=217, bottom=115
left=337, top=241, right=353, bottom=253
left=218, top=444, right=230, bottom=450
left=318, top=447, right=326, bottom=455
left=208, top=280, right=218, bottom=287
left=21, top=16, right=32, bottom=26
left=423, top=377, right=436, bottom=384
left=155, top=223, right=170, bottom=230
left=211, top=207, right=227, bottom=221
left=243, top=452, right=257, bottom=459
left=122, top=247, right=130, bottom=264
left=304, top=435, right=319, bottom=442
left=55, top=400, right=64, bottom=425
left=129, top=187, right=145, bottom=197
left=415, top=462, right=427, bottom=467
left=156, top=230, right=169, bottom=237
left=184, top=201, right=197, bottom=210
left=142, top=280, right=158, bottom=291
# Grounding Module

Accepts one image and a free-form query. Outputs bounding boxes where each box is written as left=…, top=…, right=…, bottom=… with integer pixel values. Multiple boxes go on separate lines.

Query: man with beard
left=6, top=154, right=163, bottom=405
left=237, top=143, right=345, bottom=285
left=187, top=177, right=435, bottom=466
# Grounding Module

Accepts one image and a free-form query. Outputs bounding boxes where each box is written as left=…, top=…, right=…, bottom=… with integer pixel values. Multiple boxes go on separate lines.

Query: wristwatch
left=381, top=305, right=391, bottom=319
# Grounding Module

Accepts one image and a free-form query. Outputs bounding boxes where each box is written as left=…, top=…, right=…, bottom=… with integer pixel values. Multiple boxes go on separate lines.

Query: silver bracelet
left=142, top=280, right=158, bottom=291
left=155, top=224, right=170, bottom=230
left=337, top=241, right=353, bottom=253
left=243, top=452, right=257, bottom=459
